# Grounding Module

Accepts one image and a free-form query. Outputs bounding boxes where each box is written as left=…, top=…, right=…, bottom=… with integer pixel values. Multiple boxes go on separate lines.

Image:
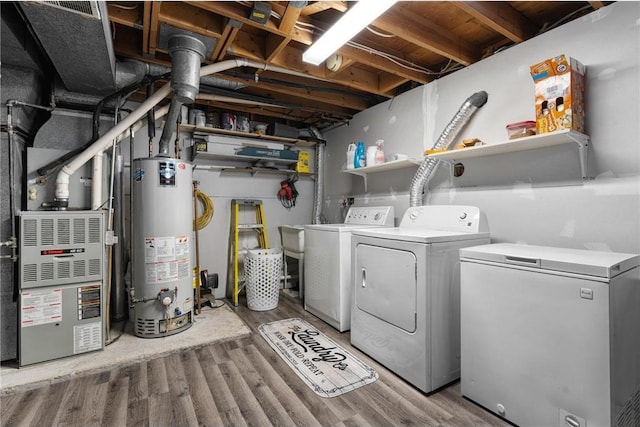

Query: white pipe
left=196, top=93, right=292, bottom=109
left=91, top=151, right=103, bottom=210
left=55, top=82, right=172, bottom=205
left=55, top=58, right=317, bottom=206
left=123, top=103, right=170, bottom=142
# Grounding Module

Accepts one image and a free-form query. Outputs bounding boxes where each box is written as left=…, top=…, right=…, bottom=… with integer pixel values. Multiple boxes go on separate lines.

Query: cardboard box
left=530, top=54, right=585, bottom=134
left=267, top=123, right=299, bottom=139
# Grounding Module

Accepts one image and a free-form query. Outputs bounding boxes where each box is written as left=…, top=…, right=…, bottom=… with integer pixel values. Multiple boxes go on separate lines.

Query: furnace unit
left=19, top=211, right=106, bottom=366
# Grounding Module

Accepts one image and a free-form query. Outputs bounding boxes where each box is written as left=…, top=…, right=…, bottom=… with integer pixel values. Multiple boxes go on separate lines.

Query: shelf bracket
left=569, top=133, right=590, bottom=180
left=429, top=157, right=457, bottom=181
left=361, top=173, right=368, bottom=192
left=445, top=159, right=456, bottom=181
left=347, top=171, right=368, bottom=191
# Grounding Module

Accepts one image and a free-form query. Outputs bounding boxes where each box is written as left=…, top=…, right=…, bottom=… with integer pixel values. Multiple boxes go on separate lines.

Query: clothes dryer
left=304, top=206, right=394, bottom=332
left=350, top=205, right=489, bottom=393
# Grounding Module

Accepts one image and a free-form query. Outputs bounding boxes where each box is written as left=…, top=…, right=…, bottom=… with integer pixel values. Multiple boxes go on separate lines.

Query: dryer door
left=354, top=243, right=417, bottom=332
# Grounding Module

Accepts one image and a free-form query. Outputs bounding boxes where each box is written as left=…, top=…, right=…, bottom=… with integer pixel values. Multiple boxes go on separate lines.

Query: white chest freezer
left=460, top=243, right=640, bottom=427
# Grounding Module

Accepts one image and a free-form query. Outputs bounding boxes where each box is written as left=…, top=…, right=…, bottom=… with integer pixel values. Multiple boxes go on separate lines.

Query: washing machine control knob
left=374, top=212, right=381, bottom=221
left=459, top=212, right=467, bottom=220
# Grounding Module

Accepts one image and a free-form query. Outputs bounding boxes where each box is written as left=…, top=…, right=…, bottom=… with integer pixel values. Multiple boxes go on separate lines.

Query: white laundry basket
left=244, top=248, right=282, bottom=311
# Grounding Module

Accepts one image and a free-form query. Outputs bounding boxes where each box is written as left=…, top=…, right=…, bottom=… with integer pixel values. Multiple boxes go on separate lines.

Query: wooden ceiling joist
left=148, top=2, right=161, bottom=56
left=107, top=3, right=141, bottom=28
left=373, top=11, right=479, bottom=66
left=105, top=1, right=597, bottom=129
left=186, top=1, right=313, bottom=46
left=265, top=2, right=305, bottom=62
left=301, top=1, right=348, bottom=17
left=158, top=2, right=224, bottom=39
left=214, top=19, right=243, bottom=62
left=454, top=1, right=539, bottom=43
left=142, top=1, right=151, bottom=55
left=220, top=73, right=370, bottom=112
left=338, top=45, right=430, bottom=85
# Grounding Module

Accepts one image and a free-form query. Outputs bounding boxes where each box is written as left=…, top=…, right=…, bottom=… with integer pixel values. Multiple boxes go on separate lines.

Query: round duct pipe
left=168, top=35, right=206, bottom=104
left=157, top=35, right=206, bottom=157
left=115, top=59, right=246, bottom=92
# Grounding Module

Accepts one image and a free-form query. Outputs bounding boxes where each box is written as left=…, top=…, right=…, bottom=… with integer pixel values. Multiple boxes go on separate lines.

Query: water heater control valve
left=158, top=288, right=176, bottom=306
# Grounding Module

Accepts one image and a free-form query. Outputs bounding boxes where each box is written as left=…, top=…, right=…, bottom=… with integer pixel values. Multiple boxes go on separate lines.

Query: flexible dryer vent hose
left=408, top=91, right=488, bottom=207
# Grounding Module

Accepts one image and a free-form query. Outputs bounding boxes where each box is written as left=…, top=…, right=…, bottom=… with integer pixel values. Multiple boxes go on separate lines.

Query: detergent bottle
left=354, top=141, right=366, bottom=168
left=346, top=143, right=356, bottom=169
left=374, top=139, right=386, bottom=164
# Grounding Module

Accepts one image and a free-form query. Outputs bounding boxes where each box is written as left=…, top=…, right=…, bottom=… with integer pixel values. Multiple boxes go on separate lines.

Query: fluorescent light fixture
left=302, top=0, right=397, bottom=66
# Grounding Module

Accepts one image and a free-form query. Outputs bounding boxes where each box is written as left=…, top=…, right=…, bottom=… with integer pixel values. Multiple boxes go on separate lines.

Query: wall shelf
left=179, top=124, right=315, bottom=147
left=192, top=150, right=298, bottom=165
left=343, top=158, right=421, bottom=190
left=426, top=129, right=590, bottom=179
left=185, top=124, right=313, bottom=177
left=194, top=164, right=314, bottom=178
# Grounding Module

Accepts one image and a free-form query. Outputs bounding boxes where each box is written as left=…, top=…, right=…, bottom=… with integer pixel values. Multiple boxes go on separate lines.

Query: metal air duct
left=409, top=91, right=488, bottom=207
left=19, top=1, right=116, bottom=95
left=157, top=35, right=206, bottom=157
left=308, top=126, right=326, bottom=224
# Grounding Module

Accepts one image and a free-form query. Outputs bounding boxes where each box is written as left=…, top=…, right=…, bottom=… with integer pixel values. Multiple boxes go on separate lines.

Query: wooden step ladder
left=230, top=199, right=269, bottom=306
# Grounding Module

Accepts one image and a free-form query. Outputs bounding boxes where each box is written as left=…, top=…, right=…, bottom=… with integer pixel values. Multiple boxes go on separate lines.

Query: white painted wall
left=323, top=2, right=640, bottom=254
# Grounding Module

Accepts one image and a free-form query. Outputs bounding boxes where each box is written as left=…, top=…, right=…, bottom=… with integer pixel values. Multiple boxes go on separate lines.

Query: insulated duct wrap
left=409, top=91, right=488, bottom=207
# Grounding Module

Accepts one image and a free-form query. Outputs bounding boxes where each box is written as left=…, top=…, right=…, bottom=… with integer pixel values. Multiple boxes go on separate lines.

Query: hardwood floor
left=0, top=294, right=510, bottom=427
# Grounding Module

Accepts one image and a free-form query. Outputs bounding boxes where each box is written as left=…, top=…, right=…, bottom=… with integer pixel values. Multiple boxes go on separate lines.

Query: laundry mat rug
left=258, top=318, right=378, bottom=398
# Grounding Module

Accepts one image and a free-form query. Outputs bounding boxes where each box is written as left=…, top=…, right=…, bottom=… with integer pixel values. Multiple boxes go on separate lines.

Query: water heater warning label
left=146, top=259, right=190, bottom=283
left=21, top=288, right=62, bottom=327
left=144, top=235, right=190, bottom=283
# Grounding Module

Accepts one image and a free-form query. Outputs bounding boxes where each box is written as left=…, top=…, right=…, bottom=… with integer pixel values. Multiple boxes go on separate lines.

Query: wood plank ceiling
left=107, top=1, right=608, bottom=130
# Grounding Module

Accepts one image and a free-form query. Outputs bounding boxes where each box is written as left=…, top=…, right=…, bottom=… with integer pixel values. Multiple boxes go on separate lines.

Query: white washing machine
left=350, top=205, right=490, bottom=393
left=304, top=206, right=394, bottom=332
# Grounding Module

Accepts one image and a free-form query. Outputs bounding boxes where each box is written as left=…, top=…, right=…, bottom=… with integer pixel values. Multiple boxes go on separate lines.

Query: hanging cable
left=193, top=187, right=214, bottom=230
left=366, top=26, right=395, bottom=38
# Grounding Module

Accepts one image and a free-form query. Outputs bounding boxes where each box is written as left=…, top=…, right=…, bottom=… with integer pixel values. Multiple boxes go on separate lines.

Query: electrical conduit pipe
left=54, top=58, right=326, bottom=208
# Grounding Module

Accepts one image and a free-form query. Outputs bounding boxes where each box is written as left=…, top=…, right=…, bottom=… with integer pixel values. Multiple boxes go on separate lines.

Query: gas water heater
left=131, top=157, right=194, bottom=337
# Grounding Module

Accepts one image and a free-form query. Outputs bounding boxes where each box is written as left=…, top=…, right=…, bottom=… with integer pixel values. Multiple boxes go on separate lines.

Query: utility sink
left=279, top=225, right=305, bottom=253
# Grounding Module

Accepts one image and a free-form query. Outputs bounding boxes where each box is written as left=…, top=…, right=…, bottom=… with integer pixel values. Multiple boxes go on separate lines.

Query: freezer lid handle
left=504, top=255, right=541, bottom=268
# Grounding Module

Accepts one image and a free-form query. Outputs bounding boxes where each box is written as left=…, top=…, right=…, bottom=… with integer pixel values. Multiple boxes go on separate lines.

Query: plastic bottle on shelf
left=346, top=143, right=356, bottom=169
left=366, top=145, right=377, bottom=167
left=354, top=141, right=366, bottom=168
left=374, top=139, right=386, bottom=164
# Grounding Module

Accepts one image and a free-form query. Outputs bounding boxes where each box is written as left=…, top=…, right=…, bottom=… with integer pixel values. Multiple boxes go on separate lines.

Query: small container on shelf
left=506, top=121, right=536, bottom=140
